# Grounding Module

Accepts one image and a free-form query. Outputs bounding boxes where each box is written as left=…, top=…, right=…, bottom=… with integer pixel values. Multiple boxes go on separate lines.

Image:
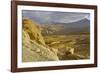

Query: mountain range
left=40, top=18, right=90, bottom=35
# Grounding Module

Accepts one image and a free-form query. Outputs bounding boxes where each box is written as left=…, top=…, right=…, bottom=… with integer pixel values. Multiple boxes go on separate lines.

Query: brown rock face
left=23, top=19, right=45, bottom=45
left=22, top=19, right=59, bottom=62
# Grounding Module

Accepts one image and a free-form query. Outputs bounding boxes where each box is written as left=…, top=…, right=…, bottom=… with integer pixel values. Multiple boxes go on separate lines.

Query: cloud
left=22, top=10, right=90, bottom=24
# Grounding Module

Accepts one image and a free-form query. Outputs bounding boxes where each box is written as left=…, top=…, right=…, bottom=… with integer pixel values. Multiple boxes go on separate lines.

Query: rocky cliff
left=22, top=19, right=59, bottom=62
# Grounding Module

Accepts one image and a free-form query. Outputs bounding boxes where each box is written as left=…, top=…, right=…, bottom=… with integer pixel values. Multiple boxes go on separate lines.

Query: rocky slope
left=22, top=18, right=88, bottom=62
left=22, top=19, right=59, bottom=62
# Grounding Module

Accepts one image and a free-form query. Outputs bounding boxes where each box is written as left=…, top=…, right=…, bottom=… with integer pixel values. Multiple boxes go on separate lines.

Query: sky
left=22, top=10, right=90, bottom=24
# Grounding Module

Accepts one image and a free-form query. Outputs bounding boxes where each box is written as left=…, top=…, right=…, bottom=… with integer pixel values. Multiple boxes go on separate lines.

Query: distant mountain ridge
left=40, top=18, right=90, bottom=35
left=53, top=18, right=90, bottom=27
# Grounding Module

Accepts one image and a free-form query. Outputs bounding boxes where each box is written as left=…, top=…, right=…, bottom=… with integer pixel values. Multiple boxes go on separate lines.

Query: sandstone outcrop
left=22, top=19, right=59, bottom=62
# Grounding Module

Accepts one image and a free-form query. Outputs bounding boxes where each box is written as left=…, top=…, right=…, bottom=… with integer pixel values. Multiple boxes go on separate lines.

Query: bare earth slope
left=22, top=19, right=59, bottom=62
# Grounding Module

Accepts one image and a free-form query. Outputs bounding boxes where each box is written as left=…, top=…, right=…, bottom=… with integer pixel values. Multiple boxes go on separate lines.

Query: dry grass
left=43, top=34, right=90, bottom=60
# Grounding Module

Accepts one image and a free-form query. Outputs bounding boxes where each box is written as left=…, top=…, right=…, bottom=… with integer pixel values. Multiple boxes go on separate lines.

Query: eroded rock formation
left=22, top=19, right=59, bottom=62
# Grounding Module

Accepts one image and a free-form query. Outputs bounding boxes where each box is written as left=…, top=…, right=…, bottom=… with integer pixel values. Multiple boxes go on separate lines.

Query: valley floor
left=44, top=34, right=90, bottom=60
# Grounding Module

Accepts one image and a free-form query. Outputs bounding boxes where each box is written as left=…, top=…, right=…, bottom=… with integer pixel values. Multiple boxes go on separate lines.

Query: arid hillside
left=22, top=18, right=90, bottom=62
left=22, top=19, right=59, bottom=62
